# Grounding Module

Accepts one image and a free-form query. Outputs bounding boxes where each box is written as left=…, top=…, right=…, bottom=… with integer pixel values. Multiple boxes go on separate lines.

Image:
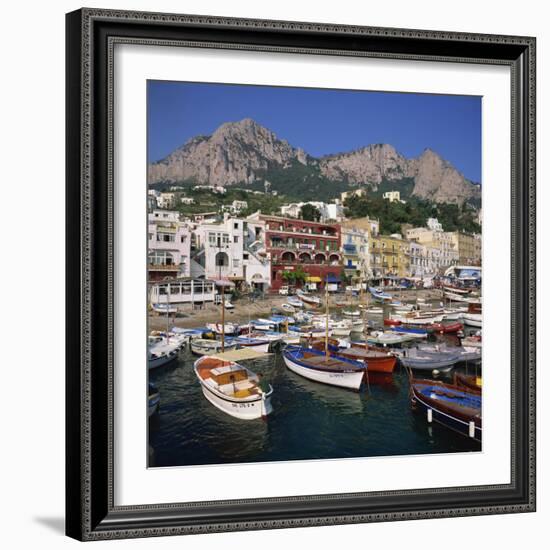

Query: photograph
left=146, top=81, right=484, bottom=468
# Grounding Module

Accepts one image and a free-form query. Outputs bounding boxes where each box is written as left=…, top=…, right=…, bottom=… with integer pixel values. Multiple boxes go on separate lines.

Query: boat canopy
left=305, top=276, right=322, bottom=283
left=325, top=274, right=341, bottom=283
left=210, top=348, right=271, bottom=361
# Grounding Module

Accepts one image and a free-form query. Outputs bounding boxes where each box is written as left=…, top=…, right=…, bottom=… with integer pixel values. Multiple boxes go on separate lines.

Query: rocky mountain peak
left=148, top=118, right=480, bottom=205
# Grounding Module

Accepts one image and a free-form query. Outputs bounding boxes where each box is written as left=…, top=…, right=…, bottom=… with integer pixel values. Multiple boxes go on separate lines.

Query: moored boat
left=367, top=331, right=416, bottom=346
left=399, top=347, right=460, bottom=372
left=148, top=336, right=180, bottom=369
left=409, top=378, right=482, bottom=440
left=282, top=345, right=366, bottom=390
left=235, top=336, right=271, bottom=353
left=190, top=338, right=237, bottom=356
left=463, top=313, right=482, bottom=327
left=206, top=322, right=241, bottom=336
left=194, top=355, right=273, bottom=419
left=148, top=383, right=160, bottom=417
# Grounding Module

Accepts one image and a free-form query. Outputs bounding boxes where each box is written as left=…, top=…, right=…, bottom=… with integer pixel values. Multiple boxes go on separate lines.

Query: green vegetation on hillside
left=248, top=161, right=353, bottom=201
left=345, top=195, right=481, bottom=235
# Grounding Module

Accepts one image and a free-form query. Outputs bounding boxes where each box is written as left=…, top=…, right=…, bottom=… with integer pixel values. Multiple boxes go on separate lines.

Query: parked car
left=279, top=285, right=290, bottom=296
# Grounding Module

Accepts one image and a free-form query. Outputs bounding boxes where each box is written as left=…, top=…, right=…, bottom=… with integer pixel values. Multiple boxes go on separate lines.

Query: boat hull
left=282, top=353, right=364, bottom=390
left=199, top=383, right=273, bottom=420
left=400, top=354, right=459, bottom=372
left=148, top=350, right=178, bottom=369
left=463, top=314, right=482, bottom=327
left=410, top=382, right=482, bottom=441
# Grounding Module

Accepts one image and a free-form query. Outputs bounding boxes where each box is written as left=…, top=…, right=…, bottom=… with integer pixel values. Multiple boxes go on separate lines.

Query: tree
left=300, top=203, right=321, bottom=222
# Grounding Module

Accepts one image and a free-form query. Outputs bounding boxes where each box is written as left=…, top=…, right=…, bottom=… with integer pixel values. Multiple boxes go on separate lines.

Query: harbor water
left=148, top=334, right=481, bottom=468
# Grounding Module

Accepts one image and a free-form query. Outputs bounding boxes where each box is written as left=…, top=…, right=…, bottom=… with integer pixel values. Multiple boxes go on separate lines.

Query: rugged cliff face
left=148, top=118, right=309, bottom=186
left=148, top=118, right=480, bottom=205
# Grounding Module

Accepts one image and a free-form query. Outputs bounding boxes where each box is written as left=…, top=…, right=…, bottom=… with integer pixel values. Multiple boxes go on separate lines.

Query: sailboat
left=282, top=278, right=366, bottom=391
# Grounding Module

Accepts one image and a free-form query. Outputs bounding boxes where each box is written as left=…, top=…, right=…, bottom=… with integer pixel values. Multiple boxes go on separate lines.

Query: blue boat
left=368, top=286, right=392, bottom=302
left=390, top=325, right=429, bottom=337
left=410, top=379, right=482, bottom=441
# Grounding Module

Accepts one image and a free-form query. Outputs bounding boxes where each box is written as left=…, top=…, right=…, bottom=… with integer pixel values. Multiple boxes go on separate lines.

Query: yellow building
left=370, top=234, right=410, bottom=278
left=449, top=231, right=482, bottom=266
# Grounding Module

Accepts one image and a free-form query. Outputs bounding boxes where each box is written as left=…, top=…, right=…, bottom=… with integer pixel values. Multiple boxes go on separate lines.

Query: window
left=234, top=222, right=239, bottom=229
left=243, top=253, right=249, bottom=260
left=234, top=236, right=238, bottom=243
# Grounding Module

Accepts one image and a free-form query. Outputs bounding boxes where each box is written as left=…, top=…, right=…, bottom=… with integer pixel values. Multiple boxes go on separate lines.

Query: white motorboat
left=194, top=356, right=273, bottom=420
left=151, top=303, right=178, bottom=314
left=206, top=322, right=240, bottom=336
left=463, top=313, right=482, bottom=327
left=296, top=289, right=322, bottom=306
left=148, top=337, right=180, bottom=369
left=367, top=331, right=416, bottom=346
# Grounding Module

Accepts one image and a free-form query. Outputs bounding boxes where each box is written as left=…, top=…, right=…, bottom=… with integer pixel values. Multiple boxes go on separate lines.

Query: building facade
left=449, top=231, right=482, bottom=266
left=370, top=234, right=410, bottom=278
left=341, top=226, right=370, bottom=281
left=147, top=210, right=191, bottom=281
left=250, top=213, right=342, bottom=290
left=192, top=215, right=271, bottom=290
left=280, top=201, right=344, bottom=222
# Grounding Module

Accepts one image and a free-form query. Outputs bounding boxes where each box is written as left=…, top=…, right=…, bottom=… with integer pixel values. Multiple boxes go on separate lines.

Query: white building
left=427, top=217, right=443, bottom=232
left=228, top=200, right=248, bottom=214
left=193, top=215, right=271, bottom=290
left=406, top=221, right=458, bottom=273
left=158, top=192, right=177, bottom=209
left=148, top=211, right=191, bottom=279
left=383, top=191, right=405, bottom=203
left=280, top=201, right=344, bottom=222
left=180, top=196, right=195, bottom=205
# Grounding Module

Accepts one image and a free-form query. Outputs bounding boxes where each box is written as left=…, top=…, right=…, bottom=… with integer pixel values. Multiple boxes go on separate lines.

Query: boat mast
left=221, top=282, right=225, bottom=352
left=166, top=282, right=170, bottom=344
left=325, top=276, right=330, bottom=358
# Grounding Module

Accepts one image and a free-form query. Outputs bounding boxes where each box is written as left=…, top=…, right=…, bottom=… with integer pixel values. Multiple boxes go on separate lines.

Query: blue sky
left=148, top=81, right=481, bottom=183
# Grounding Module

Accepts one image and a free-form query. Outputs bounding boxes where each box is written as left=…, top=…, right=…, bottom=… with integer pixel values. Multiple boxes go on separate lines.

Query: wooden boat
left=400, top=348, right=461, bottom=372
left=417, top=343, right=481, bottom=363
left=444, top=291, right=471, bottom=303
left=288, top=325, right=326, bottom=338
left=148, top=336, right=180, bottom=369
left=430, top=321, right=464, bottom=333
left=443, top=285, right=470, bottom=295
left=190, top=338, right=237, bottom=356
left=235, top=336, right=271, bottom=353
left=462, top=334, right=482, bottom=348
left=206, top=322, right=240, bottom=336
left=410, top=378, right=482, bottom=441
left=148, top=383, right=161, bottom=417
left=282, top=346, right=366, bottom=390
left=463, top=313, right=482, bottom=327
left=343, top=309, right=361, bottom=317
left=287, top=296, right=304, bottom=308
left=194, top=356, right=273, bottom=420
left=384, top=318, right=402, bottom=326
left=389, top=325, right=429, bottom=338
left=151, top=303, right=178, bottom=314
left=367, top=331, right=416, bottom=346
left=296, top=289, right=322, bottom=306
left=368, top=286, right=393, bottom=302
left=454, top=372, right=482, bottom=393
left=281, top=303, right=295, bottom=313
left=315, top=339, right=397, bottom=374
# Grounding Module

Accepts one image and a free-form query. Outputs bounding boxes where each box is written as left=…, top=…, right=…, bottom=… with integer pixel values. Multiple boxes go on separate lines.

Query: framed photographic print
left=66, top=8, right=536, bottom=541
